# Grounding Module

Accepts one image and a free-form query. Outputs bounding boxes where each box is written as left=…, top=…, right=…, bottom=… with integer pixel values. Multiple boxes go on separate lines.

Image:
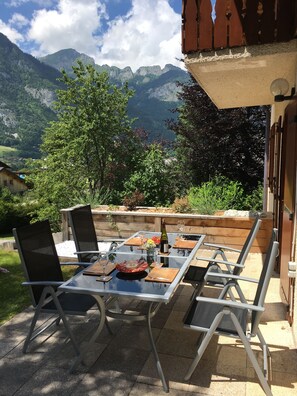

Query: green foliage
left=168, top=77, right=267, bottom=191
left=0, top=249, right=30, bottom=324
left=72, top=187, right=113, bottom=208
left=244, top=182, right=263, bottom=211
left=122, top=144, right=176, bottom=207
left=188, top=176, right=245, bottom=215
left=187, top=176, right=263, bottom=215
left=0, top=249, right=78, bottom=325
left=28, top=61, right=142, bottom=228
left=0, top=188, right=40, bottom=234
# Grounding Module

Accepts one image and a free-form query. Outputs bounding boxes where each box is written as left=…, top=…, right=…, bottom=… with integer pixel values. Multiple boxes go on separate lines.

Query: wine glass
left=177, top=219, right=185, bottom=240
left=99, top=251, right=110, bottom=282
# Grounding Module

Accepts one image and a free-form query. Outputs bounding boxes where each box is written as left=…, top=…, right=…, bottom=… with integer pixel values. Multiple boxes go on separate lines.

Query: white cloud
left=6, top=0, right=56, bottom=7
left=3, top=0, right=183, bottom=71
left=0, top=19, right=24, bottom=43
left=9, top=13, right=30, bottom=28
left=96, top=0, right=182, bottom=71
left=27, top=0, right=107, bottom=57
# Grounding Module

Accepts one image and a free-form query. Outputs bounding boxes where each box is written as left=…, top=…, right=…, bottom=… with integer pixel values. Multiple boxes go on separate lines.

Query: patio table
left=59, top=231, right=205, bottom=392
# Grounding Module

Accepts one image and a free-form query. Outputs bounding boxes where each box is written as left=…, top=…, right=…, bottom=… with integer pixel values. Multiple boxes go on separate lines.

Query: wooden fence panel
left=244, top=0, right=260, bottom=44
left=182, top=0, right=296, bottom=53
left=214, top=0, right=243, bottom=48
left=213, top=0, right=227, bottom=48
left=182, top=0, right=199, bottom=52
left=277, top=0, right=295, bottom=42
left=228, top=0, right=244, bottom=46
left=260, top=0, right=276, bottom=44
left=199, top=0, right=213, bottom=50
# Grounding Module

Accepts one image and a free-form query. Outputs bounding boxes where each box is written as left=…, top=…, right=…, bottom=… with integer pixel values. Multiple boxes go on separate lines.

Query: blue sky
left=0, top=0, right=184, bottom=71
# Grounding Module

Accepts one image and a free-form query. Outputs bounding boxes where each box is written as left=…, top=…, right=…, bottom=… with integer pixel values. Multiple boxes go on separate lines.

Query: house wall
left=0, top=171, right=27, bottom=193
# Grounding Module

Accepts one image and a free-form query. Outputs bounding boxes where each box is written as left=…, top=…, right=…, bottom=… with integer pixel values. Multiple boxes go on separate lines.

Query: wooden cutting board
left=145, top=267, right=179, bottom=283
left=124, top=237, right=147, bottom=246
left=83, top=260, right=116, bottom=276
left=172, top=240, right=197, bottom=250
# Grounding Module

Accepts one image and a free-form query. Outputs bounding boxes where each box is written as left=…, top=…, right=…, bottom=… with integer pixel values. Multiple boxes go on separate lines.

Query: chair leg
left=257, top=329, right=272, bottom=380
left=230, top=312, right=273, bottom=396
left=184, top=310, right=226, bottom=381
left=23, top=287, right=60, bottom=353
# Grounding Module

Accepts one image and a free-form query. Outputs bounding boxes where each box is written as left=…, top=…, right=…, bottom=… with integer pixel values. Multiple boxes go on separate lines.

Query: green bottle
left=160, top=220, right=169, bottom=253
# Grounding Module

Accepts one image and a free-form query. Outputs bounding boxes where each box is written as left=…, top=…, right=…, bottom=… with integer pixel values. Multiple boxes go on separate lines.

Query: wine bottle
left=160, top=220, right=169, bottom=254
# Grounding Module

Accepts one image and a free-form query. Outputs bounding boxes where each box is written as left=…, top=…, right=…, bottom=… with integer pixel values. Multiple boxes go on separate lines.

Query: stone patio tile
left=188, top=359, right=248, bottom=395
left=71, top=370, right=134, bottom=396
left=138, top=352, right=192, bottom=391
left=13, top=365, right=84, bottom=396
left=111, top=324, right=160, bottom=351
left=163, top=310, right=185, bottom=331
left=156, top=327, right=198, bottom=358
left=0, top=334, right=24, bottom=358
left=45, top=337, right=108, bottom=371
left=89, top=342, right=150, bottom=382
left=0, top=358, right=40, bottom=395
left=130, top=382, right=203, bottom=395
left=245, top=344, right=297, bottom=375
left=246, top=367, right=297, bottom=395
left=259, top=321, right=296, bottom=347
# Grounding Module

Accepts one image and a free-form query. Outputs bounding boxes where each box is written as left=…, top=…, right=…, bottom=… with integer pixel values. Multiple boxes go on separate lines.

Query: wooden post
left=60, top=208, right=70, bottom=241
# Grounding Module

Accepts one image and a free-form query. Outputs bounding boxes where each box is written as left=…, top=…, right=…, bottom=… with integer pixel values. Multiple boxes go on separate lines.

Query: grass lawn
left=0, top=145, right=18, bottom=155
left=0, top=249, right=77, bottom=325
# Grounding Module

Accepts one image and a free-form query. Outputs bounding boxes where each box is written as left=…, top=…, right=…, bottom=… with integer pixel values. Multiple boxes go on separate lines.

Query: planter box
left=61, top=206, right=273, bottom=254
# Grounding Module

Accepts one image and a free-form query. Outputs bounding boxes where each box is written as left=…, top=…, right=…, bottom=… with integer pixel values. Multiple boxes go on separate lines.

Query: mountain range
left=0, top=33, right=188, bottom=168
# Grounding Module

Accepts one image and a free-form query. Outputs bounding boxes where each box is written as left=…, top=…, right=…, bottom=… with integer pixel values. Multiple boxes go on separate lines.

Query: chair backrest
left=233, top=216, right=262, bottom=275
left=13, top=220, right=63, bottom=307
left=251, top=228, right=279, bottom=335
left=68, top=205, right=98, bottom=262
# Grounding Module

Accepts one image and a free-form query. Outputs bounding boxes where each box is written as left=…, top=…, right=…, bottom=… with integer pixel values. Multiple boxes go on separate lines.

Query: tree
left=29, top=61, right=142, bottom=228
left=122, top=144, right=177, bottom=206
left=168, top=77, right=267, bottom=192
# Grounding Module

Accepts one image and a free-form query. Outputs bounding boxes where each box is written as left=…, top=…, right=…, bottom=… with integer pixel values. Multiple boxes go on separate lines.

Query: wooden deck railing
left=182, top=0, right=297, bottom=54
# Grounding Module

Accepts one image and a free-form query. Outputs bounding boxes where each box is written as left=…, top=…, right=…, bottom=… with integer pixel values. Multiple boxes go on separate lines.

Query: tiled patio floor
left=1, top=250, right=296, bottom=395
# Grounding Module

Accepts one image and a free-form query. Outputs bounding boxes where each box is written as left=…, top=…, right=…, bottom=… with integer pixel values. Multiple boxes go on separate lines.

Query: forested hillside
left=0, top=33, right=62, bottom=164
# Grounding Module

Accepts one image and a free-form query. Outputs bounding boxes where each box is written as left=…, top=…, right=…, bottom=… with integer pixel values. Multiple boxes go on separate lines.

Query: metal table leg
left=70, top=295, right=106, bottom=372
left=147, top=302, right=169, bottom=393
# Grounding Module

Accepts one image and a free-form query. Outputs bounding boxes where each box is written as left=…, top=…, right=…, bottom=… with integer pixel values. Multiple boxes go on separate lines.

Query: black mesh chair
left=13, top=220, right=100, bottom=354
left=183, top=229, right=279, bottom=396
left=68, top=204, right=118, bottom=263
left=183, top=216, right=262, bottom=300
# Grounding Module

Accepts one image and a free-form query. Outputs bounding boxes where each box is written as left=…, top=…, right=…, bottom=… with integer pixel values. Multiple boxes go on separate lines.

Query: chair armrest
left=22, top=281, right=63, bottom=286
left=196, top=256, right=244, bottom=268
left=195, top=295, right=264, bottom=312
left=203, top=242, right=241, bottom=253
left=74, top=250, right=101, bottom=255
left=60, top=261, right=91, bottom=267
left=205, top=272, right=259, bottom=284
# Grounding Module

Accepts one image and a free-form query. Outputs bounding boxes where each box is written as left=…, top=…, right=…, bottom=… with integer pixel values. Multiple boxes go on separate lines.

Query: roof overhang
left=184, top=40, right=297, bottom=109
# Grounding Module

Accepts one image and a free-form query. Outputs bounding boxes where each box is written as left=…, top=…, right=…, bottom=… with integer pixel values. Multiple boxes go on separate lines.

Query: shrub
left=122, top=190, right=145, bottom=211
left=243, top=182, right=263, bottom=211
left=171, top=196, right=192, bottom=213
left=188, top=176, right=245, bottom=215
left=0, top=188, right=40, bottom=234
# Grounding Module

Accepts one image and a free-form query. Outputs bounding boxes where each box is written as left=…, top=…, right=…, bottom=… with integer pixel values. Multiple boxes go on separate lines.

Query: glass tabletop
left=60, top=232, right=205, bottom=303
left=115, top=231, right=203, bottom=258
